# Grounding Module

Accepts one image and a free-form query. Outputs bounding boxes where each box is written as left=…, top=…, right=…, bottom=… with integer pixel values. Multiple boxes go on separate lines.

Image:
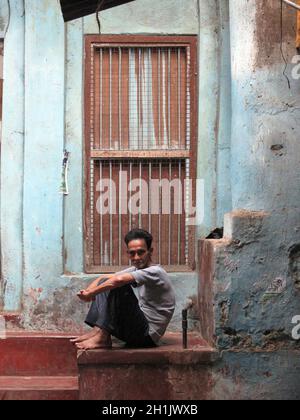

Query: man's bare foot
left=70, top=327, right=99, bottom=344
left=75, top=330, right=112, bottom=350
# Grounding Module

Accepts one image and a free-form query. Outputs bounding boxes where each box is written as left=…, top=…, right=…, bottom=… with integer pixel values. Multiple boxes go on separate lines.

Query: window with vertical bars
left=85, top=36, right=198, bottom=273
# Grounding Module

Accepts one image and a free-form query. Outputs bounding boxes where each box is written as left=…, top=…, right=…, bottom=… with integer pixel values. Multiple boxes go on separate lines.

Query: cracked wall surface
left=199, top=209, right=300, bottom=399
left=197, top=0, right=300, bottom=399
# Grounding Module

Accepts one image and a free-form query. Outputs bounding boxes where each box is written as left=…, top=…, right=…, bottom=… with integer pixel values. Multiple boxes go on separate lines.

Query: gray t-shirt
left=116, top=265, right=176, bottom=343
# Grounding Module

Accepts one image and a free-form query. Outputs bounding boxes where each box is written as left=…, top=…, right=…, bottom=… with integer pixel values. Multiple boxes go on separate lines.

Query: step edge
left=0, top=376, right=79, bottom=391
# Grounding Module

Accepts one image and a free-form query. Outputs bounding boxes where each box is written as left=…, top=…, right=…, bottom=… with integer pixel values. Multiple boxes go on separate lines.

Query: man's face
left=127, top=239, right=153, bottom=269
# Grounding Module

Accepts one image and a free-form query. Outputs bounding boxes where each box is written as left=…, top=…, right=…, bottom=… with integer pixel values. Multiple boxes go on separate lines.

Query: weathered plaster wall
left=230, top=0, right=300, bottom=214
left=226, top=0, right=300, bottom=346
left=213, top=350, right=300, bottom=400
left=199, top=210, right=300, bottom=399
left=197, top=0, right=300, bottom=399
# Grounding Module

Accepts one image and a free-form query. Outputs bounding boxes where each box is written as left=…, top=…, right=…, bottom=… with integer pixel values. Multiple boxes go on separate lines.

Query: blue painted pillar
left=22, top=0, right=65, bottom=303
left=64, top=19, right=84, bottom=274
left=1, top=0, right=25, bottom=311
left=197, top=0, right=232, bottom=238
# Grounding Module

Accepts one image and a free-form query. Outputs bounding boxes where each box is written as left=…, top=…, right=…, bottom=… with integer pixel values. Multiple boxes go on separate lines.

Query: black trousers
left=85, top=281, right=156, bottom=348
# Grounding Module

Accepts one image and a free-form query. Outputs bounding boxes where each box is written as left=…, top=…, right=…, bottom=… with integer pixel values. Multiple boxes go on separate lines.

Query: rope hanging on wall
left=96, top=0, right=105, bottom=34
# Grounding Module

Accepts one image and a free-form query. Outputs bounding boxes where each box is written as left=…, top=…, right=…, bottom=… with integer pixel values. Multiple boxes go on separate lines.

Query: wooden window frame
left=84, top=35, right=198, bottom=273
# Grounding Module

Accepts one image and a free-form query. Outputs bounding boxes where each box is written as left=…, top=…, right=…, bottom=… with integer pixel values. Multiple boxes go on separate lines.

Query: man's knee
left=110, top=284, right=133, bottom=296
left=108, top=285, right=136, bottom=305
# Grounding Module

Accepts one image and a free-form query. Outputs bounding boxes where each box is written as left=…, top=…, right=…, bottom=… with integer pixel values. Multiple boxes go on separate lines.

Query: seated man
left=72, top=229, right=176, bottom=350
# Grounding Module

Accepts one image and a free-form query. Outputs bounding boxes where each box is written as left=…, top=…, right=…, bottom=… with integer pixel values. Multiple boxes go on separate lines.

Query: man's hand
left=77, top=289, right=96, bottom=303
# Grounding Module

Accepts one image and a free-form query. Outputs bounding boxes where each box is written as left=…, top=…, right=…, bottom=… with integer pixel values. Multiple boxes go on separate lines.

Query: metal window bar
left=149, top=162, right=152, bottom=232
left=168, top=48, right=171, bottom=150
left=119, top=48, right=122, bottom=150
left=109, top=161, right=113, bottom=263
left=119, top=161, right=122, bottom=265
left=129, top=161, right=133, bottom=232
left=148, top=48, right=152, bottom=149
left=109, top=49, right=112, bottom=150
left=159, top=161, right=162, bottom=264
left=139, top=161, right=142, bottom=228
left=138, top=48, right=142, bottom=150
left=158, top=48, right=161, bottom=149
left=100, top=48, right=103, bottom=150
left=100, top=161, right=103, bottom=266
left=168, top=161, right=172, bottom=265
left=178, top=160, right=182, bottom=265
left=178, top=48, right=181, bottom=149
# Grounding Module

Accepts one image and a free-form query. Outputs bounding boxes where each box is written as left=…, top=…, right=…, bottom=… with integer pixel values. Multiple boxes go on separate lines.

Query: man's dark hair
left=125, top=229, right=153, bottom=250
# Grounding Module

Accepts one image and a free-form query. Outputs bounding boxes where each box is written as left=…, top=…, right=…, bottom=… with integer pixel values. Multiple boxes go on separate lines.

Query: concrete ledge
left=77, top=333, right=219, bottom=400
left=77, top=333, right=219, bottom=366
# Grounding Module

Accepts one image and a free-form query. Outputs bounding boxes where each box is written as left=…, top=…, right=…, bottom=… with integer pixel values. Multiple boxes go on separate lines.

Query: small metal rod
left=182, top=309, right=188, bottom=350
left=182, top=299, right=194, bottom=349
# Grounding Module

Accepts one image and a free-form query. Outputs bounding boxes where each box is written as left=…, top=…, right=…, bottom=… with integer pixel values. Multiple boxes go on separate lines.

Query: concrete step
left=0, top=376, right=79, bottom=400
left=0, top=332, right=78, bottom=376
left=77, top=332, right=219, bottom=400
